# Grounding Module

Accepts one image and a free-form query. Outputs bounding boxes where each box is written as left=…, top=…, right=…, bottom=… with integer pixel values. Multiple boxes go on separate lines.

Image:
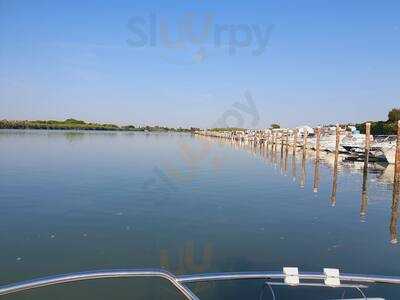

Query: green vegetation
left=356, top=107, right=400, bottom=135
left=0, top=119, right=193, bottom=132
left=270, top=123, right=280, bottom=129
left=388, top=108, right=400, bottom=122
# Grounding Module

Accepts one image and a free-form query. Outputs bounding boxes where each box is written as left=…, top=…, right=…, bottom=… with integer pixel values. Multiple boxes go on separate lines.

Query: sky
left=0, top=0, right=399, bottom=128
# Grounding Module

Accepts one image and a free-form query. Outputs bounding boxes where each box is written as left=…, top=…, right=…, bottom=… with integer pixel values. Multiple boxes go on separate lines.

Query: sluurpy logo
left=127, top=12, right=274, bottom=65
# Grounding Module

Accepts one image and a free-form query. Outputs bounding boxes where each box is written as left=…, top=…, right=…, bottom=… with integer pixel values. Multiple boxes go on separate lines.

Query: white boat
left=341, top=133, right=371, bottom=152
left=320, top=134, right=346, bottom=152
left=372, top=136, right=397, bottom=164
left=381, top=146, right=396, bottom=164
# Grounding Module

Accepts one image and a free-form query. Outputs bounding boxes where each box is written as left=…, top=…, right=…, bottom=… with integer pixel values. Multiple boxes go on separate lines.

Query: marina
left=195, top=121, right=400, bottom=171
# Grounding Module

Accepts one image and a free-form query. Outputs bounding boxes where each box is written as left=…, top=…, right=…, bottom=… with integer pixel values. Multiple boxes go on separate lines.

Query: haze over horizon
left=1, top=0, right=399, bottom=128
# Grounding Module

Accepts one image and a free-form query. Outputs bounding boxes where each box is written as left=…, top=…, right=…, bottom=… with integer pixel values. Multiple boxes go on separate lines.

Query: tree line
left=0, top=119, right=197, bottom=132
left=356, top=108, right=400, bottom=135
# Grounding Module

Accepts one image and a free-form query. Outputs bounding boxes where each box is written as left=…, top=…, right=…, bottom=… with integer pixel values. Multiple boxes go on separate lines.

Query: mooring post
left=293, top=129, right=298, bottom=156
left=316, top=127, right=321, bottom=162
left=395, top=120, right=400, bottom=184
left=331, top=124, right=340, bottom=206
left=334, top=124, right=340, bottom=160
left=283, top=131, right=289, bottom=173
left=303, top=130, right=308, bottom=152
left=363, top=122, right=371, bottom=172
left=360, top=122, right=371, bottom=217
left=285, top=131, right=289, bottom=155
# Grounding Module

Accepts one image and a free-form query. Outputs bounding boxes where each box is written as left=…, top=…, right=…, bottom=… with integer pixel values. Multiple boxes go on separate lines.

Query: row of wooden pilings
left=200, top=120, right=400, bottom=185
left=269, top=121, right=400, bottom=197
left=200, top=121, right=400, bottom=244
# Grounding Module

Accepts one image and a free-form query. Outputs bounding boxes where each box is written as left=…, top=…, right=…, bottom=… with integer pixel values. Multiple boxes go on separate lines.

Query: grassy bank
left=0, top=119, right=196, bottom=132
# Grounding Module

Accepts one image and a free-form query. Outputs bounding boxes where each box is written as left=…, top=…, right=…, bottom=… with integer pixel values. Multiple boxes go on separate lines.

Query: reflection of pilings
left=313, top=159, right=320, bottom=193
left=360, top=123, right=371, bottom=218
left=395, top=120, right=400, bottom=184
left=390, top=183, right=400, bottom=244
left=313, top=128, right=321, bottom=193
left=360, top=169, right=368, bottom=218
left=330, top=125, right=340, bottom=206
left=284, top=142, right=289, bottom=173
left=280, top=144, right=284, bottom=172
left=291, top=153, right=297, bottom=181
left=272, top=138, right=277, bottom=165
left=285, top=132, right=289, bottom=156
left=300, top=151, right=306, bottom=188
left=300, top=131, right=307, bottom=188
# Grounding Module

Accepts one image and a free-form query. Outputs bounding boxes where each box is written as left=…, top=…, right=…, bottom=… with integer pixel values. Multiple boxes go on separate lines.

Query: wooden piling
left=395, top=120, right=400, bottom=184
left=285, top=131, right=289, bottom=155
left=334, top=124, right=340, bottom=160
left=284, top=131, right=289, bottom=173
left=303, top=130, right=308, bottom=152
left=363, top=122, right=371, bottom=172
left=293, top=129, right=298, bottom=156
left=331, top=124, right=340, bottom=206
left=315, top=127, right=321, bottom=162
left=360, top=122, right=371, bottom=217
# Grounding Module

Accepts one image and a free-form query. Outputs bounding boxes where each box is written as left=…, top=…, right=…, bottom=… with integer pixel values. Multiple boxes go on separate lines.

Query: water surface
left=0, top=130, right=399, bottom=299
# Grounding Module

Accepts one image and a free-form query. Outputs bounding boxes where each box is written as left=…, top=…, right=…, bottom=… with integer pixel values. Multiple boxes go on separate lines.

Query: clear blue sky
left=0, top=0, right=399, bottom=128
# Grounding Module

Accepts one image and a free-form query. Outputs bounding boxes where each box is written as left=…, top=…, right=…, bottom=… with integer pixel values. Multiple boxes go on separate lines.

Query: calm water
left=0, top=130, right=399, bottom=299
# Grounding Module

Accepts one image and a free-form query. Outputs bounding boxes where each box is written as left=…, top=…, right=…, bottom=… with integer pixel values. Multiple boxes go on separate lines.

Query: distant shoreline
left=0, top=119, right=197, bottom=133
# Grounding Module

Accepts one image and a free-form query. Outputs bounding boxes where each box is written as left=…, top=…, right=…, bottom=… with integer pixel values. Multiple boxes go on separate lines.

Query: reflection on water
left=360, top=170, right=368, bottom=219
left=313, top=159, right=320, bottom=193
left=199, top=134, right=400, bottom=245
left=1, top=130, right=400, bottom=299
left=291, top=153, right=297, bottom=182
left=300, top=151, right=306, bottom=189
left=390, top=183, right=400, bottom=244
